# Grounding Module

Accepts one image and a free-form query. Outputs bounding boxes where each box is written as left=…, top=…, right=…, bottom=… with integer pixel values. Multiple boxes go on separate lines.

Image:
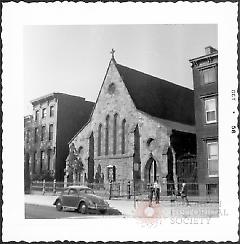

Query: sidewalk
left=25, top=193, right=219, bottom=218
left=25, top=194, right=57, bottom=207
left=24, top=193, right=135, bottom=216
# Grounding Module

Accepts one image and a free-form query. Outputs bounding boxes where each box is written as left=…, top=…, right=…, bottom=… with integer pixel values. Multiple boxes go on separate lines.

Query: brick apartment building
left=189, top=46, right=218, bottom=196
left=24, top=115, right=33, bottom=192
left=24, top=93, right=94, bottom=181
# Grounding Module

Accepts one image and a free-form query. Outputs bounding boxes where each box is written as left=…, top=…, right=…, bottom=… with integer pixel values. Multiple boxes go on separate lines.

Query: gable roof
left=68, top=59, right=114, bottom=145
left=69, top=58, right=195, bottom=145
left=115, top=63, right=195, bottom=126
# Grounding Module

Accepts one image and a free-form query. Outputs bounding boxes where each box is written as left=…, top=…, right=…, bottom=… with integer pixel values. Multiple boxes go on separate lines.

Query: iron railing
left=30, top=180, right=219, bottom=202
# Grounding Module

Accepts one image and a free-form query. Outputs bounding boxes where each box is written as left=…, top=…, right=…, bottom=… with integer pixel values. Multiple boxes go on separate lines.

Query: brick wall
left=191, top=53, right=218, bottom=192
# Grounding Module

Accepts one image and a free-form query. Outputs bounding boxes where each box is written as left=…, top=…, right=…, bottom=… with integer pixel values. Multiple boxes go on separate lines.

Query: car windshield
left=80, top=188, right=94, bottom=194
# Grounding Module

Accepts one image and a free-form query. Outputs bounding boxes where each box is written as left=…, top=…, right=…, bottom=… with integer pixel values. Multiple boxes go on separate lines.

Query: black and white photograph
left=2, top=2, right=238, bottom=242
left=23, top=24, right=219, bottom=219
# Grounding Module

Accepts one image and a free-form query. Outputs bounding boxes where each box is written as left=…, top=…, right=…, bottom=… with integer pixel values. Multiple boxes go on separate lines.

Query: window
left=202, top=67, right=217, bottom=84
left=47, top=149, right=51, bottom=170
left=33, top=152, right=37, bottom=174
left=35, top=110, right=39, bottom=121
left=108, top=83, right=116, bottom=94
left=41, top=126, right=46, bottom=141
left=50, top=106, right=54, bottom=117
left=40, top=151, right=45, bottom=173
left=98, top=124, right=102, bottom=156
left=207, top=184, right=218, bottom=195
left=69, top=189, right=78, bottom=195
left=134, top=125, right=141, bottom=180
left=26, top=130, right=30, bottom=143
left=80, top=188, right=94, bottom=194
left=78, top=146, right=83, bottom=154
left=205, top=97, right=217, bottom=124
left=113, top=114, right=118, bottom=155
left=49, top=124, right=53, bottom=141
left=113, top=166, right=116, bottom=182
left=147, top=138, right=154, bottom=147
left=207, top=141, right=218, bottom=177
left=107, top=165, right=116, bottom=182
left=42, top=108, right=47, bottom=118
left=121, top=119, right=126, bottom=154
left=105, top=115, right=110, bottom=155
left=34, top=128, right=38, bottom=143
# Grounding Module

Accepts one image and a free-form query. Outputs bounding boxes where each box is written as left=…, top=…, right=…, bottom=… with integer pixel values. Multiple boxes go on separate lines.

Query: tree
left=65, top=143, right=84, bottom=183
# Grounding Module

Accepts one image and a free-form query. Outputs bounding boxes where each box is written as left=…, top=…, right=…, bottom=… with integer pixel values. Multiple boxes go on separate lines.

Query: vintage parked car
left=53, top=185, right=109, bottom=214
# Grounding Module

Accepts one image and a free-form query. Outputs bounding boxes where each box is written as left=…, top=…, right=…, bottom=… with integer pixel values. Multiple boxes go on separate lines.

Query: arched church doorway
left=88, top=132, right=94, bottom=183
left=144, top=157, right=157, bottom=184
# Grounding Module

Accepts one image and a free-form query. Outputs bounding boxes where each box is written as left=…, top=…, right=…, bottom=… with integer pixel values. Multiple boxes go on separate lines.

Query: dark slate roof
left=116, top=63, right=195, bottom=126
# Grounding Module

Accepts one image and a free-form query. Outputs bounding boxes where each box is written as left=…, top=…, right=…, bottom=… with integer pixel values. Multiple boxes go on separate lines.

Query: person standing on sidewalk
left=149, top=183, right=154, bottom=207
left=180, top=182, right=190, bottom=206
left=154, top=180, right=161, bottom=204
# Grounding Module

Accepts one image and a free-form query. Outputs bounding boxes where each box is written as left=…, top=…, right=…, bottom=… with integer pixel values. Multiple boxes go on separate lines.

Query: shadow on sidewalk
left=86, top=208, right=122, bottom=215
left=105, top=208, right=122, bottom=215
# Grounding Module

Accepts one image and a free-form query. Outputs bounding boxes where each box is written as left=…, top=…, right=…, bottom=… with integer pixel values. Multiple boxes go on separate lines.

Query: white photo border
left=2, top=2, right=239, bottom=242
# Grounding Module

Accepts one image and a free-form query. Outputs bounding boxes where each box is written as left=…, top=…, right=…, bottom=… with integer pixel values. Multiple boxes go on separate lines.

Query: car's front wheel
left=56, top=200, right=63, bottom=211
left=78, top=202, right=88, bottom=214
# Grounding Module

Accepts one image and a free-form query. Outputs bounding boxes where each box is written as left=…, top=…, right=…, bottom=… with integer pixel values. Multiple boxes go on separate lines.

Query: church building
left=68, top=51, right=196, bottom=194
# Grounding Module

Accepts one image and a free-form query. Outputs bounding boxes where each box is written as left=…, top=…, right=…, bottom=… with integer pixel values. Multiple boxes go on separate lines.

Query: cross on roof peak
left=110, top=48, right=115, bottom=59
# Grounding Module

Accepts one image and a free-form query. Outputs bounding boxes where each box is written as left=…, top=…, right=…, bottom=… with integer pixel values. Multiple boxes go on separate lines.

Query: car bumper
left=88, top=205, right=109, bottom=210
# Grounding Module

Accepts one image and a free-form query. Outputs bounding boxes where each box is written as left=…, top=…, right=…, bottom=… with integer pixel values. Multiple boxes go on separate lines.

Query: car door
left=62, top=188, right=79, bottom=208
left=61, top=189, right=70, bottom=206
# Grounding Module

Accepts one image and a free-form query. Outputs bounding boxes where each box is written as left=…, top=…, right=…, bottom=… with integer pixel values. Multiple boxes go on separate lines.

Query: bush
left=31, top=170, right=54, bottom=181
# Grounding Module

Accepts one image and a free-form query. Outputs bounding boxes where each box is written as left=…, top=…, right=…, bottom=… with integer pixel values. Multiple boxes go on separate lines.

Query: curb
left=26, top=192, right=219, bottom=204
left=25, top=202, right=55, bottom=208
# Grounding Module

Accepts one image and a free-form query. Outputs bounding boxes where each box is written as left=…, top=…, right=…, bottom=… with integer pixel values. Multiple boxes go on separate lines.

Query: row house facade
left=24, top=93, right=94, bottom=181
left=189, top=46, right=218, bottom=196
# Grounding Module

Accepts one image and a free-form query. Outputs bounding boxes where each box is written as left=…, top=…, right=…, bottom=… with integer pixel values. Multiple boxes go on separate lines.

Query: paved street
left=25, top=204, right=122, bottom=219
left=25, top=194, right=220, bottom=219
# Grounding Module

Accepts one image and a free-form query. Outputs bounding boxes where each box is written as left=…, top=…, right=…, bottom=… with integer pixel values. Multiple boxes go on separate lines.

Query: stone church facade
left=68, top=55, right=196, bottom=194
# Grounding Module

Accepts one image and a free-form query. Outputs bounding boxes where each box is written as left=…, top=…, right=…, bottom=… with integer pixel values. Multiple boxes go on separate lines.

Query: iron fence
left=30, top=180, right=219, bottom=202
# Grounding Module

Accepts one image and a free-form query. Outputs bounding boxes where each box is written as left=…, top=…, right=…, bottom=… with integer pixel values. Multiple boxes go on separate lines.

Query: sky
left=24, top=24, right=217, bottom=115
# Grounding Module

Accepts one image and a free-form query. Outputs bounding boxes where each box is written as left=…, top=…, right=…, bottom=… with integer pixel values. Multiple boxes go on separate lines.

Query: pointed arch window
left=121, top=119, right=126, bottom=154
left=113, top=113, right=118, bottom=155
left=78, top=146, right=83, bottom=154
left=105, top=115, right=110, bottom=155
left=98, top=124, right=102, bottom=156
